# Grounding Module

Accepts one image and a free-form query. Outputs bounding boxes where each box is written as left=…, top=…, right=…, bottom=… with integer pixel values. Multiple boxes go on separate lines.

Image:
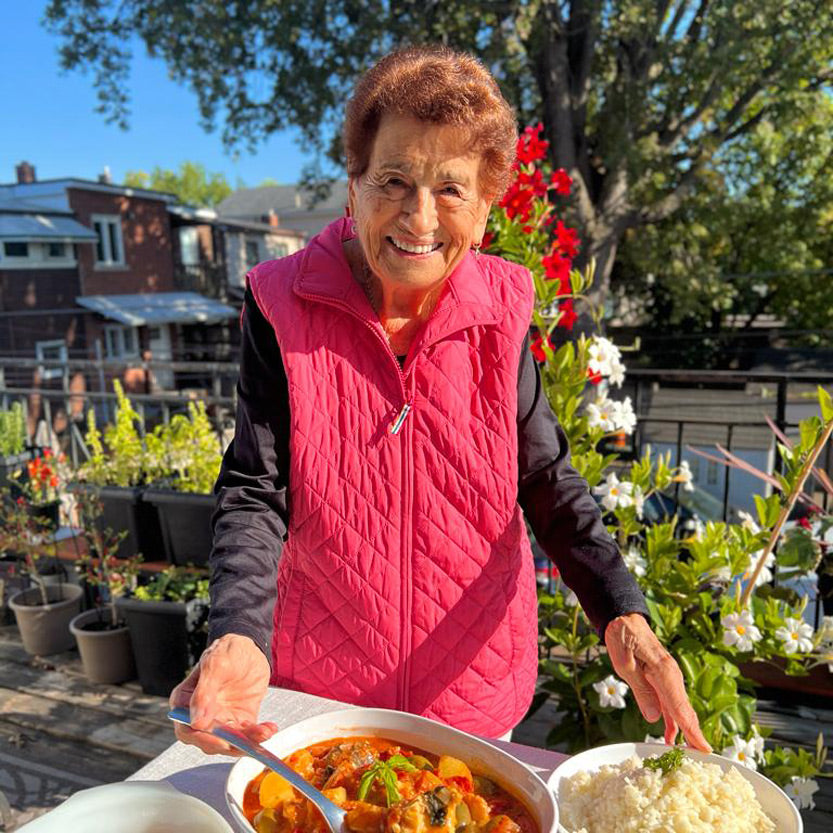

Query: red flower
left=558, top=299, right=577, bottom=330
left=516, top=123, right=549, bottom=165
left=480, top=231, right=495, bottom=251
left=797, top=516, right=812, bottom=530
left=587, top=369, right=603, bottom=385
left=500, top=181, right=535, bottom=222
left=550, top=168, right=572, bottom=196
left=542, top=252, right=572, bottom=285
left=530, top=335, right=547, bottom=362
left=553, top=220, right=580, bottom=258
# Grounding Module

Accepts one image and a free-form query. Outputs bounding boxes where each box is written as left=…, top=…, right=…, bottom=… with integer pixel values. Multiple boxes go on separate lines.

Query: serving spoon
left=168, top=706, right=348, bottom=833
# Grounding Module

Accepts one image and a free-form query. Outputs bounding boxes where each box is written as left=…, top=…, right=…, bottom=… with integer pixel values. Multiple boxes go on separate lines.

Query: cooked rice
left=560, top=754, right=775, bottom=833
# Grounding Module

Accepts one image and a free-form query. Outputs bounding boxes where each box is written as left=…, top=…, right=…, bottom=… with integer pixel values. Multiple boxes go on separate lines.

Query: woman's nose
left=402, top=187, right=438, bottom=233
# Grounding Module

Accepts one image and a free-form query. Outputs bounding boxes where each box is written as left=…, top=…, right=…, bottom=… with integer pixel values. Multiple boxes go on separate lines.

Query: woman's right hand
left=169, top=633, right=277, bottom=755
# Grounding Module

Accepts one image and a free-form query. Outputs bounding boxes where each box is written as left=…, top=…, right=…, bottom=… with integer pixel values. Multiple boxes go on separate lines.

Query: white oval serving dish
left=548, top=741, right=801, bottom=833
left=16, top=780, right=233, bottom=833
left=226, top=707, right=558, bottom=833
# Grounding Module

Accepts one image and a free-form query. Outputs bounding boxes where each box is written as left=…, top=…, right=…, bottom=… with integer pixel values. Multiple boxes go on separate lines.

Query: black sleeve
left=207, top=286, right=290, bottom=661
left=516, top=335, right=649, bottom=640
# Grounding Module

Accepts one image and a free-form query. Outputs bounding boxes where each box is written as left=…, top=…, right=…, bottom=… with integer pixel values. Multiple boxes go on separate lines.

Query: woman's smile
left=387, top=235, right=444, bottom=256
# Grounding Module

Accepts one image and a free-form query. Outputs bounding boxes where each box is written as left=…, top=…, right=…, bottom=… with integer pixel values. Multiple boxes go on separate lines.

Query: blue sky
left=0, top=4, right=322, bottom=188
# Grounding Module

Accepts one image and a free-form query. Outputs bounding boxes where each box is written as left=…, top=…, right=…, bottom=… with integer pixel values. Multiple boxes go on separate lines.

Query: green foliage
left=79, top=382, right=221, bottom=492
left=0, top=403, right=26, bottom=456
left=132, top=566, right=209, bottom=602
left=123, top=161, right=232, bottom=207
left=490, top=156, right=831, bottom=792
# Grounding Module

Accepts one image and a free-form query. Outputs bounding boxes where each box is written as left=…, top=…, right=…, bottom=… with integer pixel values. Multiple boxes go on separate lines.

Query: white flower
left=587, top=399, right=616, bottom=432
left=623, top=546, right=647, bottom=577
left=745, top=548, right=776, bottom=587
left=632, top=486, right=644, bottom=519
left=785, top=776, right=819, bottom=810
left=721, top=735, right=759, bottom=770
left=593, top=675, right=629, bottom=709
left=612, top=398, right=637, bottom=435
left=608, top=361, right=625, bottom=388
left=587, top=337, right=620, bottom=377
left=563, top=588, right=579, bottom=607
left=776, top=617, right=814, bottom=653
left=819, top=615, right=833, bottom=642
left=677, top=460, right=695, bottom=492
left=593, top=473, right=634, bottom=512
left=738, top=510, right=760, bottom=534
left=644, top=734, right=664, bottom=744
left=750, top=726, right=765, bottom=760
left=721, top=610, right=762, bottom=652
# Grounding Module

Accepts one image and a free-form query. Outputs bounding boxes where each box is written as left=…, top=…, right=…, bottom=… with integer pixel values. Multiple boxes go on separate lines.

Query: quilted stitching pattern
left=253, top=220, right=538, bottom=736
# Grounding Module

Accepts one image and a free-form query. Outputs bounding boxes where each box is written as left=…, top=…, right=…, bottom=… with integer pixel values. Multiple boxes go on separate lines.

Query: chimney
left=98, top=165, right=112, bottom=185
left=16, top=161, right=36, bottom=184
left=262, top=209, right=279, bottom=228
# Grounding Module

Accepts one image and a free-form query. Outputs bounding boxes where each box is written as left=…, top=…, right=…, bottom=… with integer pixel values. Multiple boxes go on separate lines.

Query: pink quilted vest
left=248, top=218, right=539, bottom=737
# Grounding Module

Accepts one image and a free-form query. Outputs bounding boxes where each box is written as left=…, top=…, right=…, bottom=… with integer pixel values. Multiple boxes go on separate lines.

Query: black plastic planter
left=70, top=483, right=164, bottom=560
left=141, top=488, right=215, bottom=567
left=117, top=596, right=207, bottom=696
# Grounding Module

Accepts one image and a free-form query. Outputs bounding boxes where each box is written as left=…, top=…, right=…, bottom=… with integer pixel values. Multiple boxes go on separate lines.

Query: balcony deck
left=0, top=624, right=831, bottom=831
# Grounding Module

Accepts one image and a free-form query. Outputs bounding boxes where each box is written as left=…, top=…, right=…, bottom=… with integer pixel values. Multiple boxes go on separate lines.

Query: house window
left=179, top=227, right=200, bottom=265
left=91, top=214, right=125, bottom=266
left=706, top=459, right=719, bottom=486
left=3, top=241, right=28, bottom=257
left=103, top=325, right=138, bottom=359
left=245, top=238, right=260, bottom=269
left=35, top=339, right=68, bottom=381
left=687, top=456, right=700, bottom=483
left=272, top=242, right=289, bottom=258
left=47, top=242, right=67, bottom=258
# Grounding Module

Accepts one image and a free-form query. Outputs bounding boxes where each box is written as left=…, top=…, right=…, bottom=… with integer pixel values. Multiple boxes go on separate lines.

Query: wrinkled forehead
left=366, top=113, right=482, bottom=183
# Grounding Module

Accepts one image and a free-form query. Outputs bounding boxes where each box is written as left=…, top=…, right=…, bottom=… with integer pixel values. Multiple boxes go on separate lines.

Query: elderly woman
left=173, top=46, right=709, bottom=754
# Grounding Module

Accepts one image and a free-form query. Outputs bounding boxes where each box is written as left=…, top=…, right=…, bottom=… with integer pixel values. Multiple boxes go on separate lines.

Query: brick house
left=0, top=163, right=237, bottom=397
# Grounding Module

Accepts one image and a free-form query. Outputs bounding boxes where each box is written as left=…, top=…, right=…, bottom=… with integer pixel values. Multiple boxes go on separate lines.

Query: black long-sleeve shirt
left=208, top=288, right=648, bottom=660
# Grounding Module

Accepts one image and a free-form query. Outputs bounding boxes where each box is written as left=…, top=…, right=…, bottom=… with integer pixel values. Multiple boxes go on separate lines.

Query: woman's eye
left=440, top=186, right=463, bottom=198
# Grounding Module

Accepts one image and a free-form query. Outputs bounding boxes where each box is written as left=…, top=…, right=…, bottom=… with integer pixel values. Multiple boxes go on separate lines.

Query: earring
left=472, top=241, right=482, bottom=259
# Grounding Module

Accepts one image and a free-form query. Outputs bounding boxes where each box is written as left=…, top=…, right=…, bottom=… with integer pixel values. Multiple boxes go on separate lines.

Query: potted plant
left=1, top=496, right=83, bottom=655
left=142, top=400, right=222, bottom=567
left=0, top=402, right=28, bottom=489
left=68, top=492, right=141, bottom=684
left=72, top=381, right=164, bottom=559
left=117, top=566, right=209, bottom=696
left=12, top=448, right=69, bottom=530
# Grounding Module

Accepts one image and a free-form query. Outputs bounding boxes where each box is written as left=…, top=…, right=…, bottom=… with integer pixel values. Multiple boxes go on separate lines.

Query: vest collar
left=294, top=218, right=501, bottom=349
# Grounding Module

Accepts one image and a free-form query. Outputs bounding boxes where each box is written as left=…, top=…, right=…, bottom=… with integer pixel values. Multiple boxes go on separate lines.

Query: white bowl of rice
left=548, top=742, right=801, bottom=833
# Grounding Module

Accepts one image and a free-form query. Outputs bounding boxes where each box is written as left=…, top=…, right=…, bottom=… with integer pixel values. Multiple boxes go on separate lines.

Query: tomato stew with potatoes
left=243, top=736, right=537, bottom=833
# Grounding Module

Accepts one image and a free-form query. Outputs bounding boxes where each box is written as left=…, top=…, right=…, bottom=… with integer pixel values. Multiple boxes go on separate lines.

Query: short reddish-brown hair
left=343, top=45, right=518, bottom=199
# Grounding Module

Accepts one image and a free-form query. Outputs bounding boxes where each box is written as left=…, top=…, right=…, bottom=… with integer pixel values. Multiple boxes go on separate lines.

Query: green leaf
left=819, top=386, right=833, bottom=422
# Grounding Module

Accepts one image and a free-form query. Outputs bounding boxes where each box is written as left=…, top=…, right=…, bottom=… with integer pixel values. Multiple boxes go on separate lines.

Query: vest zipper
left=297, top=291, right=415, bottom=709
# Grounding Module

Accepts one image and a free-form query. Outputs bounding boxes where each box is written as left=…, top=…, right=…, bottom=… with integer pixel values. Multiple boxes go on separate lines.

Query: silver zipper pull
left=389, top=402, right=412, bottom=435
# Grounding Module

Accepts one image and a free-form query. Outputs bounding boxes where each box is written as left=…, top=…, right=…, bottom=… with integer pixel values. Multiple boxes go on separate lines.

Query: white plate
left=547, top=742, right=801, bottom=833
left=226, top=707, right=558, bottom=833
left=16, top=781, right=233, bottom=833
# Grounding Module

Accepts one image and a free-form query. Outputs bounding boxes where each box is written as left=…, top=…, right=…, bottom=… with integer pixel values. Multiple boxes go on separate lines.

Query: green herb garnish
left=357, top=755, right=418, bottom=806
left=643, top=747, right=686, bottom=776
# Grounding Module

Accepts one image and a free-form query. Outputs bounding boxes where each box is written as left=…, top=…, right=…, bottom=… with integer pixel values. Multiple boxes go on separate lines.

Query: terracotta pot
left=69, top=608, right=136, bottom=684
left=9, top=583, right=83, bottom=655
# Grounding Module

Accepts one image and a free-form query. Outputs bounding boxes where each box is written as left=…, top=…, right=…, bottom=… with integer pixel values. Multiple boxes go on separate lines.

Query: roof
left=0, top=179, right=179, bottom=203
left=217, top=181, right=349, bottom=220
left=0, top=213, right=98, bottom=242
left=168, top=203, right=305, bottom=237
left=76, top=292, right=237, bottom=326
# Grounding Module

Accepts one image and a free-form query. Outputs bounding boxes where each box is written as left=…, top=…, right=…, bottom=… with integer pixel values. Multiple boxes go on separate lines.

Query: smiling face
left=347, top=113, right=492, bottom=296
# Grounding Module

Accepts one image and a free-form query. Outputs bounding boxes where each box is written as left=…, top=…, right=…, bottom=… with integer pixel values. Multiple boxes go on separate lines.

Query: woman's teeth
left=389, top=237, right=441, bottom=254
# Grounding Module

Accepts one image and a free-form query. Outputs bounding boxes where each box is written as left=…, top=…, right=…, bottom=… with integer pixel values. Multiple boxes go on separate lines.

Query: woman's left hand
left=605, top=613, right=711, bottom=753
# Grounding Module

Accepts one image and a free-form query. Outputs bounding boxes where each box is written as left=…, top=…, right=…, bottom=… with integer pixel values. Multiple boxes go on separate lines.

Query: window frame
left=91, top=213, right=125, bottom=267
left=103, top=324, right=139, bottom=360
left=35, top=339, right=68, bottom=381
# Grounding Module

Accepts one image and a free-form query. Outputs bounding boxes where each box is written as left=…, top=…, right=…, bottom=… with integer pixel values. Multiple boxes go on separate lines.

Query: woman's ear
left=473, top=197, right=494, bottom=247
left=347, top=177, right=359, bottom=220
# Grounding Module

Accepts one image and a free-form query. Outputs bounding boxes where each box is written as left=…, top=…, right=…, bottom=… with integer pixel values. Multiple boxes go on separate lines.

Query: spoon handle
left=167, top=707, right=346, bottom=830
